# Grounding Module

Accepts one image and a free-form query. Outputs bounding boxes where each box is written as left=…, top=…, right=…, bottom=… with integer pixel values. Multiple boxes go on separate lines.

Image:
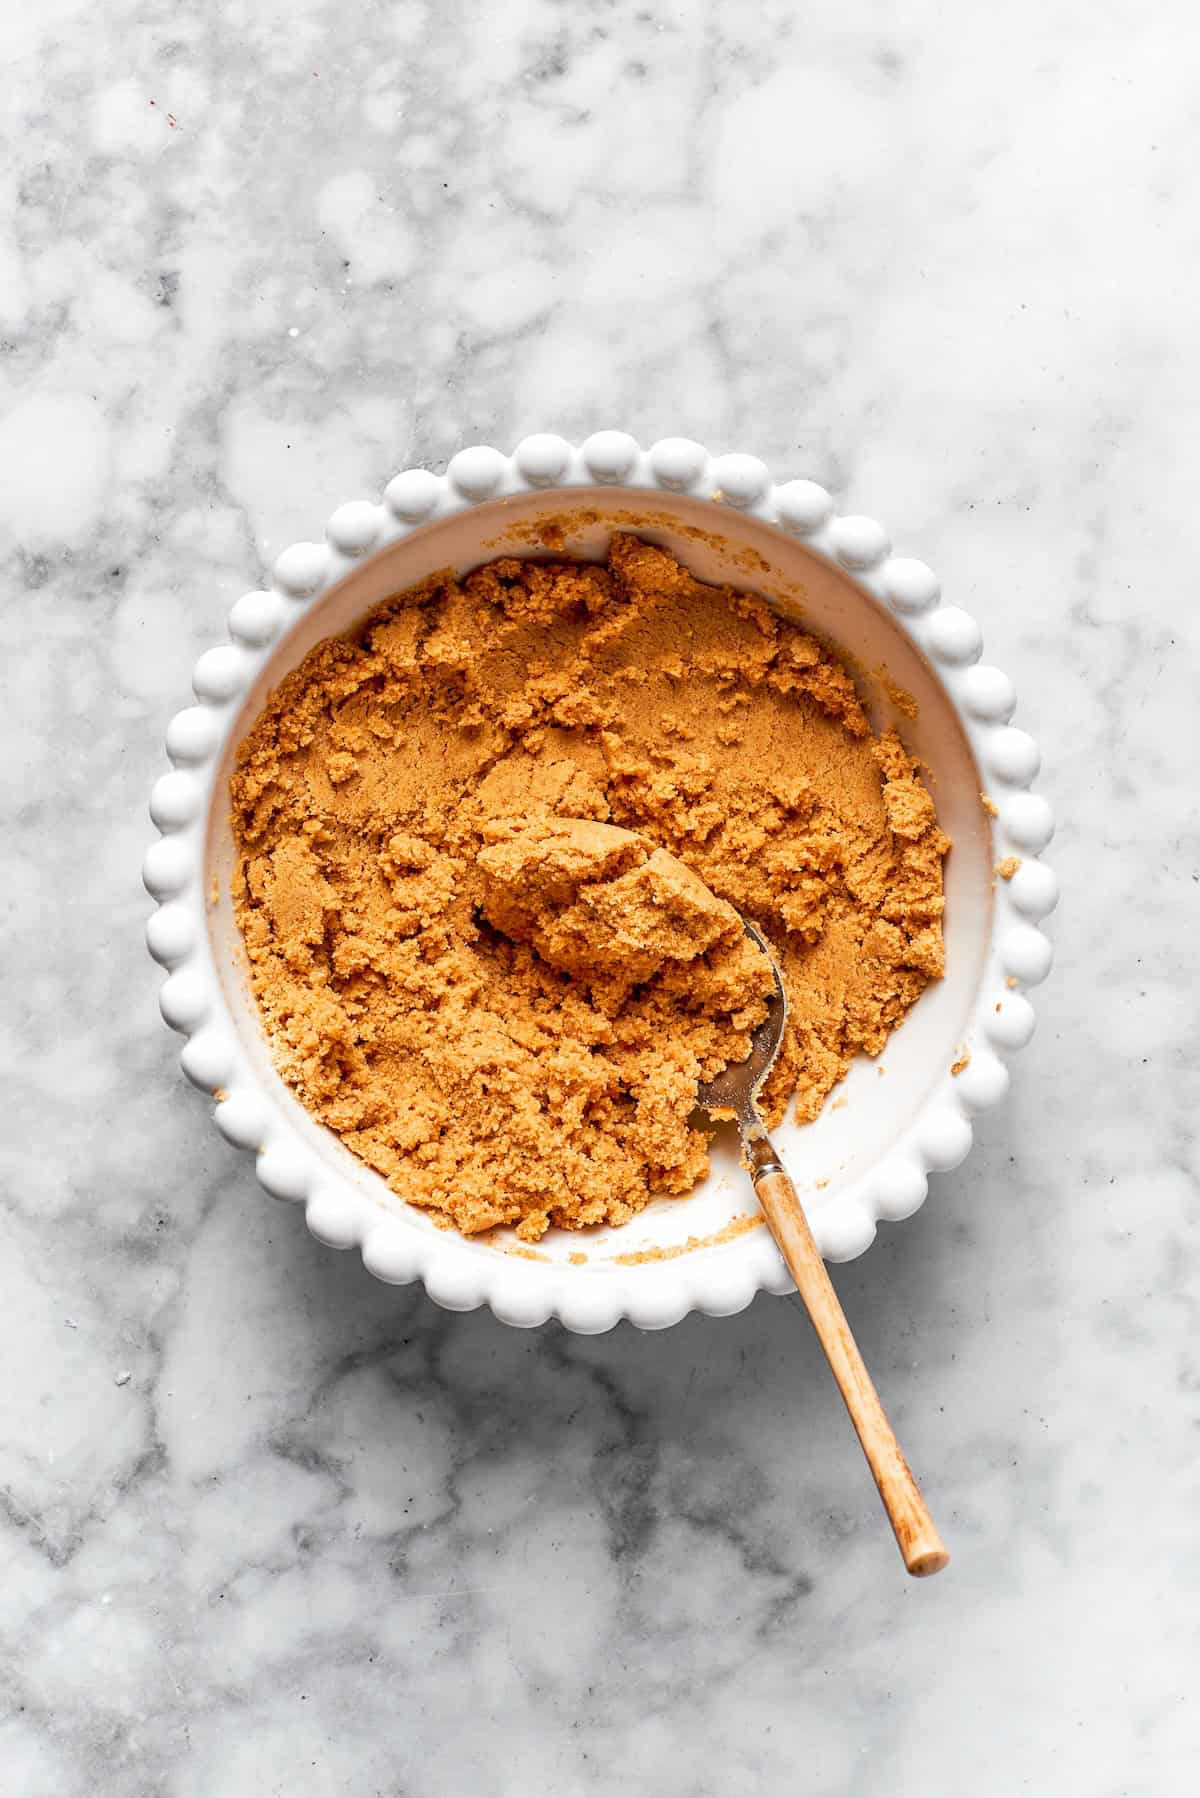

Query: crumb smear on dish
left=612, top=1212, right=766, bottom=1265
left=230, top=536, right=949, bottom=1241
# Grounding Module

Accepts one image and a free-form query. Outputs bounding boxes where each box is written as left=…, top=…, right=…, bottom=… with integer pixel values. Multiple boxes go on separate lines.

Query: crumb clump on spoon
left=230, top=535, right=949, bottom=1239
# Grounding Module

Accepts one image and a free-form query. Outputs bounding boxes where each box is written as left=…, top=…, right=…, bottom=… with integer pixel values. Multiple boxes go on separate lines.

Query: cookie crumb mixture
left=231, top=535, right=948, bottom=1239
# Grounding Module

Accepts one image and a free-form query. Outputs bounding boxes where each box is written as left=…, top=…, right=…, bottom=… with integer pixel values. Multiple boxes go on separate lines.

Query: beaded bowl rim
left=145, top=433, right=1056, bottom=1333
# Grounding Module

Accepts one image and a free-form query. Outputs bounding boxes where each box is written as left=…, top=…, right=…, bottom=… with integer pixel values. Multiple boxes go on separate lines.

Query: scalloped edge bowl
left=145, top=433, right=1056, bottom=1332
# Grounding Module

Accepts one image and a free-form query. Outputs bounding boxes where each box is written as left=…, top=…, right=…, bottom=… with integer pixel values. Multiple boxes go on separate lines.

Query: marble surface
left=3, top=0, right=1198, bottom=1791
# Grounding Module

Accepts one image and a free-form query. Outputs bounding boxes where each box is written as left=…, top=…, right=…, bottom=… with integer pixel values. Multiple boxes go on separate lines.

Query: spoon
left=698, top=920, right=949, bottom=1578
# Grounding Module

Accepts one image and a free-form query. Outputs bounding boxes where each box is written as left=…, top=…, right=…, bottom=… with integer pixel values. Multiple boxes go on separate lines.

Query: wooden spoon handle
left=754, top=1165, right=949, bottom=1578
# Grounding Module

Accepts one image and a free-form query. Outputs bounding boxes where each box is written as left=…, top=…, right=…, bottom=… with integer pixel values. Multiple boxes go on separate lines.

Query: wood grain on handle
left=754, top=1166, right=949, bottom=1578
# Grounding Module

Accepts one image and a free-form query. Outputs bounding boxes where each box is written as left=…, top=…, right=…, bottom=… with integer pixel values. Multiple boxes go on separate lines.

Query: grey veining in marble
left=3, top=0, right=1198, bottom=1792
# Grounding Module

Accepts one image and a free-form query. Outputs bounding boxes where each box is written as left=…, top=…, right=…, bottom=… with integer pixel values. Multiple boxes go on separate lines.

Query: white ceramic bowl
left=145, top=434, right=1055, bottom=1333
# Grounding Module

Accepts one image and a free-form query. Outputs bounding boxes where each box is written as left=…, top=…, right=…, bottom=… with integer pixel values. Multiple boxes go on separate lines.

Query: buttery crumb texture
left=231, top=535, right=949, bottom=1240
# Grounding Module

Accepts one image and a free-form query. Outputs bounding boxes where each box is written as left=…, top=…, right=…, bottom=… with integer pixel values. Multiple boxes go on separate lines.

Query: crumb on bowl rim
left=144, top=434, right=1056, bottom=1334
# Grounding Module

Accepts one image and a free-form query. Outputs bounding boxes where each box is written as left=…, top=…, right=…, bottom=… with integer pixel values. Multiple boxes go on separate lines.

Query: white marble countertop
left=4, top=1, right=1197, bottom=1792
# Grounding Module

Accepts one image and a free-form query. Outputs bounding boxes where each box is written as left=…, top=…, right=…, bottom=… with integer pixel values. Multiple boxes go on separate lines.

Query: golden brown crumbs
left=230, top=535, right=948, bottom=1241
left=996, top=856, right=1021, bottom=880
left=612, top=1212, right=766, bottom=1265
left=951, top=1053, right=970, bottom=1077
left=880, top=672, right=920, bottom=720
left=981, top=793, right=999, bottom=818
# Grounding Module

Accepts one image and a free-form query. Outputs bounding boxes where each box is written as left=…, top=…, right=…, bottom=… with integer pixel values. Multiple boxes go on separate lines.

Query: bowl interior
left=205, top=491, right=991, bottom=1269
